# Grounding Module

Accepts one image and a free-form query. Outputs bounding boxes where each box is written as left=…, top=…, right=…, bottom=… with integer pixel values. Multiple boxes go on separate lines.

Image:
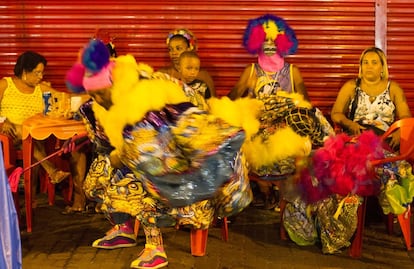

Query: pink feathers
left=299, top=131, right=384, bottom=203
left=245, top=24, right=266, bottom=54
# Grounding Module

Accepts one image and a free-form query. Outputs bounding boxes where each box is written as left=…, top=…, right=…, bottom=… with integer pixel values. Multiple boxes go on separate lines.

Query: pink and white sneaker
left=92, top=223, right=137, bottom=249
left=130, top=244, right=168, bottom=269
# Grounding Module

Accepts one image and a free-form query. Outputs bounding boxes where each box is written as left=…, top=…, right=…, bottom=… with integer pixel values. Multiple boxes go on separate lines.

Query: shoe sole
left=93, top=242, right=137, bottom=249
left=130, top=261, right=168, bottom=269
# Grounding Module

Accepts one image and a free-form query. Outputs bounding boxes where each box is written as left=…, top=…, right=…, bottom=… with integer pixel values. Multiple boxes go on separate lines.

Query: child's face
left=179, top=57, right=200, bottom=84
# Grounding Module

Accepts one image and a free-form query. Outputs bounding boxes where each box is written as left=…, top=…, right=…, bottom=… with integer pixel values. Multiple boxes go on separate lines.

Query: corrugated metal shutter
left=0, top=0, right=379, bottom=116
left=387, top=0, right=414, bottom=111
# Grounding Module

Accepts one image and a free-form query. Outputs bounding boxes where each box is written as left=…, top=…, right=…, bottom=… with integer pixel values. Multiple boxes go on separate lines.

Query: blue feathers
left=82, top=39, right=110, bottom=73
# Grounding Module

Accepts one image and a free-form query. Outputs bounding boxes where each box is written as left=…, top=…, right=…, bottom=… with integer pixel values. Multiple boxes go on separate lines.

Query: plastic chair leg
left=411, top=203, right=414, bottom=247
left=221, top=217, right=229, bottom=242
left=398, top=210, right=412, bottom=250
left=190, top=229, right=208, bottom=256
left=279, top=198, right=287, bottom=240
left=349, top=197, right=367, bottom=258
left=135, top=217, right=227, bottom=255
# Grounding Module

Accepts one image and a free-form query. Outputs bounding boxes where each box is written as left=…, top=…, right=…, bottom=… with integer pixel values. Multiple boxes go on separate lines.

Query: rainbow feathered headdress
left=243, top=14, right=298, bottom=57
left=166, top=28, right=197, bottom=51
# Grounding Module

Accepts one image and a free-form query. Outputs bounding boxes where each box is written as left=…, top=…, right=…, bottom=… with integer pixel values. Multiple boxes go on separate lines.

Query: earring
left=23, top=73, right=26, bottom=81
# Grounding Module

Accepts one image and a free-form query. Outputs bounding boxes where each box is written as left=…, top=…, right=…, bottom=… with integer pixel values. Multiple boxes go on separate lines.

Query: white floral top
left=349, top=81, right=395, bottom=131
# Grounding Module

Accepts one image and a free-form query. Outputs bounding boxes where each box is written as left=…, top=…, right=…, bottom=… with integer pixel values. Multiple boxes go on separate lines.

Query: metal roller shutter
left=387, top=0, right=414, bottom=112
left=2, top=0, right=406, bottom=117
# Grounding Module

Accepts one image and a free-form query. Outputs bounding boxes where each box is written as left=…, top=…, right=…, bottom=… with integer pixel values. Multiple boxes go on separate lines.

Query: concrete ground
left=21, top=194, right=414, bottom=269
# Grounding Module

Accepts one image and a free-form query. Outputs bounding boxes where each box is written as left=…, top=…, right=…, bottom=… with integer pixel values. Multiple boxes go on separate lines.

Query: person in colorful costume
left=228, top=14, right=334, bottom=209
left=66, top=39, right=252, bottom=269
left=158, top=28, right=216, bottom=97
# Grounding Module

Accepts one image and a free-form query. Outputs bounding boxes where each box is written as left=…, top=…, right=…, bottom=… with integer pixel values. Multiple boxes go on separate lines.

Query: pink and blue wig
left=243, top=14, right=298, bottom=57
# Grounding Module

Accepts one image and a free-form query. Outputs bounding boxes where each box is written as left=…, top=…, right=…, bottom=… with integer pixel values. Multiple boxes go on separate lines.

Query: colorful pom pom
left=243, top=14, right=298, bottom=56
left=65, top=63, right=86, bottom=93
left=82, top=39, right=110, bottom=73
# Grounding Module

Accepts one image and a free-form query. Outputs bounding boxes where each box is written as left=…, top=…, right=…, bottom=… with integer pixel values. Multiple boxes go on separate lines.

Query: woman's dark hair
left=13, top=51, right=47, bottom=77
left=169, top=35, right=190, bottom=48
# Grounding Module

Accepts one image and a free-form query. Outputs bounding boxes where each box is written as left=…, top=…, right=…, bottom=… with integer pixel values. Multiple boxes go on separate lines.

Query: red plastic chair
left=1, top=133, right=76, bottom=228
left=0, top=134, right=22, bottom=224
left=349, top=118, right=414, bottom=258
left=2, top=133, right=89, bottom=231
left=134, top=217, right=228, bottom=256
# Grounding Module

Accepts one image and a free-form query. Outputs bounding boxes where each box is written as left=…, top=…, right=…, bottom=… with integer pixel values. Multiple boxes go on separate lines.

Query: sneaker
left=92, top=224, right=137, bottom=249
left=130, top=244, right=168, bottom=269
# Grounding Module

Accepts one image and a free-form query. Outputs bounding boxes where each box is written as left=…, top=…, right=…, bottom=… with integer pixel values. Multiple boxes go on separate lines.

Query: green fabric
left=283, top=198, right=317, bottom=246
left=384, top=182, right=408, bottom=215
left=378, top=160, right=414, bottom=215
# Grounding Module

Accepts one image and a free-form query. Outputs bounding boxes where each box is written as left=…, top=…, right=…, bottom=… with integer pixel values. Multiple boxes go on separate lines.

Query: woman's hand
left=1, top=118, right=17, bottom=139
left=347, top=121, right=365, bottom=135
left=389, top=129, right=401, bottom=150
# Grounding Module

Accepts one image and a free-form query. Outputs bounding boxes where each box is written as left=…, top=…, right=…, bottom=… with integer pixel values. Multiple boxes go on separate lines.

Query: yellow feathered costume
left=70, top=38, right=330, bottom=222
left=86, top=54, right=251, bottom=214
left=208, top=93, right=315, bottom=177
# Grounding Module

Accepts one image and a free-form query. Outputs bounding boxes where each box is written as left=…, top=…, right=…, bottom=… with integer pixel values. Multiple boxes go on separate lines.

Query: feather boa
left=207, top=97, right=262, bottom=139
left=243, top=127, right=311, bottom=170
left=299, top=131, right=384, bottom=203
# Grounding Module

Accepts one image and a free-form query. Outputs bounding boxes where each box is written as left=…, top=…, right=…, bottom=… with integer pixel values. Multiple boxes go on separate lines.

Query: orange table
left=22, top=113, right=86, bottom=233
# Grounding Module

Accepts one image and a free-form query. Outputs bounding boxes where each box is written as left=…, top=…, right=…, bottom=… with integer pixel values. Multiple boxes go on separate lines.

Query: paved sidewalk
left=21, top=194, right=414, bottom=269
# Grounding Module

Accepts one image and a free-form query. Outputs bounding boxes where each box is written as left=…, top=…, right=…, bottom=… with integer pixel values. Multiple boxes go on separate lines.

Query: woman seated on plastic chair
left=0, top=52, right=71, bottom=190
left=331, top=47, right=412, bottom=149
left=330, top=46, right=413, bottom=243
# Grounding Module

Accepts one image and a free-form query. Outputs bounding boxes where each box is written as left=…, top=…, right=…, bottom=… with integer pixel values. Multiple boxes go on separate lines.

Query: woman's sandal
left=50, top=170, right=71, bottom=184
left=61, top=206, right=85, bottom=215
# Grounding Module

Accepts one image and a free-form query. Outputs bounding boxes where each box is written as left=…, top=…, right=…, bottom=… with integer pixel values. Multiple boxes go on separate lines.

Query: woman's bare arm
left=228, top=64, right=255, bottom=100
left=331, top=79, right=361, bottom=133
left=390, top=81, right=412, bottom=119
left=291, top=65, right=309, bottom=101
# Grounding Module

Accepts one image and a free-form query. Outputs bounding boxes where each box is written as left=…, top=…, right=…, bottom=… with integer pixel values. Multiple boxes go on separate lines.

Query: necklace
left=264, top=71, right=280, bottom=95
left=361, top=79, right=385, bottom=103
